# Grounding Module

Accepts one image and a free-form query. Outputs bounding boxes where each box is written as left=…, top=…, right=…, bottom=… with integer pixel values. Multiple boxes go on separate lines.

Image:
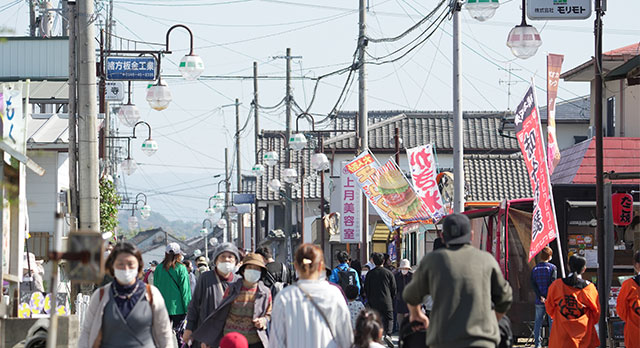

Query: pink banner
left=546, top=53, right=564, bottom=174
left=406, top=145, right=446, bottom=221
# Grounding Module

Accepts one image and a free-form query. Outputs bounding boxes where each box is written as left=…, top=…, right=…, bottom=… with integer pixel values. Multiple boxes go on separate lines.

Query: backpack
left=336, top=266, right=357, bottom=292
left=143, top=269, right=153, bottom=284
left=264, top=262, right=288, bottom=298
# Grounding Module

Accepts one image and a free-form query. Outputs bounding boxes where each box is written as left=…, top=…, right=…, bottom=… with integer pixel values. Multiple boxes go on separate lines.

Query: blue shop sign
left=233, top=193, right=256, bottom=205
left=106, top=56, right=157, bottom=81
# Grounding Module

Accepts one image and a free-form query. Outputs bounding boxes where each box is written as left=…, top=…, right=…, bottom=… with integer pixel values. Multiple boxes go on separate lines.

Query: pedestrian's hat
left=399, top=259, right=411, bottom=270
left=195, top=256, right=208, bottom=266
left=220, top=332, right=248, bottom=348
left=166, top=242, right=181, bottom=254
left=213, top=242, right=240, bottom=262
left=239, top=253, right=266, bottom=271
left=442, top=213, right=472, bottom=246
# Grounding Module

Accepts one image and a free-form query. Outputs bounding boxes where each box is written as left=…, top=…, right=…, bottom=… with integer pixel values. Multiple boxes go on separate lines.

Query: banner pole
left=531, top=77, right=566, bottom=277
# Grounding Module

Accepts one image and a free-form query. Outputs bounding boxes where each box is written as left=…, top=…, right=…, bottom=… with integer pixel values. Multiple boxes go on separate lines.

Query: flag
left=546, top=54, right=564, bottom=174
left=406, top=144, right=446, bottom=221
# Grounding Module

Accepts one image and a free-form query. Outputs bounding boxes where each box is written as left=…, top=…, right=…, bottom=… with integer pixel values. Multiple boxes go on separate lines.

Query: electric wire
left=367, top=0, right=446, bottom=43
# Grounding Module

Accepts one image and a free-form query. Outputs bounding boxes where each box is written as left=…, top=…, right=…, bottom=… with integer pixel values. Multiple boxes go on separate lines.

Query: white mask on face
left=217, top=262, right=235, bottom=275
left=401, top=270, right=409, bottom=275
left=361, top=271, right=368, bottom=277
left=243, top=269, right=261, bottom=283
left=114, top=268, right=138, bottom=284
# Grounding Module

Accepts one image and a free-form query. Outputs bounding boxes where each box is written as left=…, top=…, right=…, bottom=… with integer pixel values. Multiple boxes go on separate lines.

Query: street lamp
left=282, top=168, right=298, bottom=184
left=251, top=164, right=266, bottom=177
left=146, top=79, right=172, bottom=111
left=133, top=121, right=158, bottom=156
left=311, top=153, right=330, bottom=171
left=166, top=24, right=205, bottom=81
left=201, top=219, right=214, bottom=260
left=268, top=179, right=282, bottom=192
left=216, top=219, right=227, bottom=230
left=136, top=193, right=151, bottom=220
left=118, top=81, right=140, bottom=127
left=465, top=0, right=499, bottom=22
left=121, top=138, right=137, bottom=176
left=263, top=151, right=279, bottom=167
left=506, top=0, right=542, bottom=59
left=289, top=133, right=308, bottom=151
left=128, top=206, right=138, bottom=230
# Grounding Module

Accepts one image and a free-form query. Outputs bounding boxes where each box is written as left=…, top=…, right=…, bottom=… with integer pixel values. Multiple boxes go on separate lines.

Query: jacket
left=186, top=269, right=237, bottom=331
left=394, top=271, right=413, bottom=314
left=329, top=263, right=361, bottom=292
left=403, top=244, right=513, bottom=348
left=192, top=279, right=272, bottom=347
left=77, top=282, right=175, bottom=348
left=364, top=266, right=397, bottom=312
left=153, top=262, right=191, bottom=315
left=546, top=276, right=600, bottom=348
left=616, top=275, right=640, bottom=348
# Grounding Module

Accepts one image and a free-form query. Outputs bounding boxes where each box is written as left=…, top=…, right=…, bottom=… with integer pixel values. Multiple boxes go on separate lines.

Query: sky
left=2, top=0, right=639, bottom=224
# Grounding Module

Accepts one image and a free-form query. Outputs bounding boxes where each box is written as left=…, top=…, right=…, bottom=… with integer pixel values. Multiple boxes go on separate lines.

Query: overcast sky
left=3, top=0, right=639, bottom=223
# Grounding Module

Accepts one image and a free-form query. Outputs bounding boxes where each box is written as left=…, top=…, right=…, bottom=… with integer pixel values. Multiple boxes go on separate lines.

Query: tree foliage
left=100, top=178, right=121, bottom=233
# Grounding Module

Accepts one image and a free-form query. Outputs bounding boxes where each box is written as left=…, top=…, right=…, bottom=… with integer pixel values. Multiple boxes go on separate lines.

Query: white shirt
left=269, top=279, right=354, bottom=348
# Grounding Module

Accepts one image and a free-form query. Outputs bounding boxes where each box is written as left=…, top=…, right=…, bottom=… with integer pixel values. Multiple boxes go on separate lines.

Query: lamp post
left=107, top=122, right=158, bottom=176
left=133, top=121, right=158, bottom=156
left=135, top=192, right=151, bottom=220
left=201, top=218, right=214, bottom=261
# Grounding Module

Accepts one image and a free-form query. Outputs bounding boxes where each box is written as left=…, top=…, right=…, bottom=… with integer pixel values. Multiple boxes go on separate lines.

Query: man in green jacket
left=403, top=214, right=513, bottom=348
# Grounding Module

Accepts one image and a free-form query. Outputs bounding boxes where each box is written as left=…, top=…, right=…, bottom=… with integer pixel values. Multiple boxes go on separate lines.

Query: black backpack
left=264, top=262, right=288, bottom=298
left=336, top=266, right=357, bottom=291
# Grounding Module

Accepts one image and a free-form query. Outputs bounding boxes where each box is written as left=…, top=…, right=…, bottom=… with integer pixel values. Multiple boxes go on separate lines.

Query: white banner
left=406, top=144, right=446, bottom=221
left=2, top=85, right=26, bottom=155
left=341, top=162, right=362, bottom=243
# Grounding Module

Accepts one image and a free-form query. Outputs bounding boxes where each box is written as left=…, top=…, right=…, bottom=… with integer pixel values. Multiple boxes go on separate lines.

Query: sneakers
left=383, top=335, right=394, bottom=348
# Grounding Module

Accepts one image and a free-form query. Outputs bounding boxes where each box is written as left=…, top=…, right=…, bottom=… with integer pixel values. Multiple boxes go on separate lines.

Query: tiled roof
left=538, top=95, right=590, bottom=123
left=324, top=111, right=519, bottom=152
left=464, top=153, right=532, bottom=202
left=604, top=42, right=640, bottom=56
left=255, top=131, right=322, bottom=201
left=552, top=137, right=640, bottom=185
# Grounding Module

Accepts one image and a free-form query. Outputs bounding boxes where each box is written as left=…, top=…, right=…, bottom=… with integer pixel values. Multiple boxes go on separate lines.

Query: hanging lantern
left=217, top=219, right=227, bottom=229
left=205, top=207, right=215, bottom=217
left=128, top=215, right=139, bottom=230
left=263, top=151, right=279, bottom=166
left=117, top=103, right=141, bottom=127
left=282, top=168, right=298, bottom=184
left=612, top=193, right=634, bottom=226
left=179, top=54, right=205, bottom=80
left=141, top=139, right=159, bottom=156
left=465, top=0, right=499, bottom=22
left=251, top=164, right=266, bottom=177
left=268, top=179, right=282, bottom=192
left=311, top=153, right=330, bottom=171
left=121, top=158, right=137, bottom=176
left=199, top=228, right=208, bottom=235
left=140, top=204, right=152, bottom=219
left=146, top=81, right=172, bottom=111
left=213, top=201, right=225, bottom=213
left=288, top=133, right=308, bottom=151
left=212, top=193, right=225, bottom=203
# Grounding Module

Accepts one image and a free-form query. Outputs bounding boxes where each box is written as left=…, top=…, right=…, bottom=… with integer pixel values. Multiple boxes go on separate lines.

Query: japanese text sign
left=527, top=0, right=591, bottom=20
left=612, top=193, right=633, bottom=226
left=1, top=85, right=26, bottom=155
left=106, top=56, right=157, bottom=81
left=341, top=162, right=362, bottom=243
left=515, top=85, right=559, bottom=262
left=344, top=150, right=395, bottom=230
left=546, top=54, right=564, bottom=174
left=406, top=145, right=446, bottom=221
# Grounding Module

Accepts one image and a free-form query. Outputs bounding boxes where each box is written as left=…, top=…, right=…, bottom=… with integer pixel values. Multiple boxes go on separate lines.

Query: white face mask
left=114, top=268, right=138, bottom=284
left=217, top=262, right=235, bottom=275
left=361, top=271, right=368, bottom=277
left=243, top=269, right=261, bottom=283
left=401, top=270, right=409, bottom=275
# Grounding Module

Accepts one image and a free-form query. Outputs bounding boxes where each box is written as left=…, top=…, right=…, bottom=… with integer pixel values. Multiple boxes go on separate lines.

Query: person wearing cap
left=153, top=242, right=192, bottom=343
left=394, top=259, right=413, bottom=329
left=195, top=256, right=210, bottom=278
left=403, top=213, right=513, bottom=348
left=184, top=242, right=240, bottom=345
left=193, top=253, right=272, bottom=348
left=220, top=332, right=249, bottom=348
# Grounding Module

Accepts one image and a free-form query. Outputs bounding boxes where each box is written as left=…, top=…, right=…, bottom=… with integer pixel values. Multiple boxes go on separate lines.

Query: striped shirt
left=223, top=285, right=268, bottom=344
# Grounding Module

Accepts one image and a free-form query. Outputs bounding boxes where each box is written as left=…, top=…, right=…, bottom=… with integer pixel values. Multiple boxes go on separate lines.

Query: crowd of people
left=76, top=213, right=640, bottom=348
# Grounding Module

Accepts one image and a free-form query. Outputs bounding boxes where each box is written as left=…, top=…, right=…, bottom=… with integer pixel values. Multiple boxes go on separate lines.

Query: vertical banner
left=514, top=85, right=559, bottom=261
left=344, top=150, right=396, bottom=230
left=406, top=144, right=446, bottom=221
left=340, top=163, right=362, bottom=243
left=546, top=54, right=564, bottom=174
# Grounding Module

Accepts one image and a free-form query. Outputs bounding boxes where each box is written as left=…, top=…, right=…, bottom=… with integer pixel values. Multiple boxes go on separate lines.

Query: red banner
left=514, top=85, right=559, bottom=261
left=612, top=193, right=633, bottom=226
left=546, top=54, right=564, bottom=174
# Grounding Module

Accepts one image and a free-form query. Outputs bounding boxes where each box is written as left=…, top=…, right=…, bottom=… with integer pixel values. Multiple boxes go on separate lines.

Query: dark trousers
left=379, top=309, right=393, bottom=335
left=248, top=343, right=264, bottom=348
left=169, top=314, right=185, bottom=344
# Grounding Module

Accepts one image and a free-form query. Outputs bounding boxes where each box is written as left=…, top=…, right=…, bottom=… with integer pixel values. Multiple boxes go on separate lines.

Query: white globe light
left=283, top=168, right=298, bottom=184
left=288, top=133, right=308, bottom=151
left=251, top=163, right=266, bottom=177
left=193, top=249, right=202, bottom=257
left=117, top=103, right=140, bottom=127
left=146, top=81, right=172, bottom=111
left=205, top=207, right=215, bottom=217
left=128, top=215, right=138, bottom=230
left=263, top=151, right=279, bottom=167
left=141, top=139, right=158, bottom=156
left=140, top=204, right=151, bottom=219
left=179, top=54, right=205, bottom=80
left=121, top=158, right=137, bottom=176
left=199, top=228, right=208, bottom=235
left=213, top=202, right=225, bottom=214
left=506, top=24, right=542, bottom=59
left=268, top=178, right=282, bottom=192
left=465, top=0, right=499, bottom=22
left=216, top=219, right=227, bottom=229
left=209, top=237, right=218, bottom=246
left=311, top=153, right=330, bottom=172
left=212, top=193, right=225, bottom=202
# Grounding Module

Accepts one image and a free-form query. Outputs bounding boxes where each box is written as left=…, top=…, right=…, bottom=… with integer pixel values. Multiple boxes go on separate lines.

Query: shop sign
left=527, top=0, right=591, bottom=20
left=106, top=56, right=157, bottom=81
left=1, top=85, right=26, bottom=155
left=514, top=84, right=560, bottom=262
left=612, top=193, right=633, bottom=226
left=406, top=144, right=446, bottom=221
left=340, top=162, right=361, bottom=243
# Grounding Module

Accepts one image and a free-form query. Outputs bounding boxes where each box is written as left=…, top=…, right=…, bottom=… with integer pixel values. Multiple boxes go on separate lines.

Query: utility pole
left=225, top=148, right=232, bottom=243
left=29, top=0, right=36, bottom=36
left=253, top=62, right=260, bottom=247
left=77, top=0, right=100, bottom=232
left=235, top=98, right=242, bottom=243
left=358, top=0, right=369, bottom=263
left=452, top=0, right=464, bottom=213
left=67, top=0, right=77, bottom=231
left=594, top=0, right=606, bottom=346
left=285, top=48, right=293, bottom=263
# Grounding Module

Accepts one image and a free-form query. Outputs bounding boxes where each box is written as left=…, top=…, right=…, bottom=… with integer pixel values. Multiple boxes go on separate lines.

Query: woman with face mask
left=193, top=253, right=272, bottom=348
left=153, top=243, right=192, bottom=344
left=78, top=242, right=175, bottom=348
left=184, top=242, right=240, bottom=346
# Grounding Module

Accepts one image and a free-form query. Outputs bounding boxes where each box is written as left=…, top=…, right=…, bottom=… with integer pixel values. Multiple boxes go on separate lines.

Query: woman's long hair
left=353, top=309, right=383, bottom=348
left=162, top=252, right=180, bottom=271
left=294, top=244, right=324, bottom=279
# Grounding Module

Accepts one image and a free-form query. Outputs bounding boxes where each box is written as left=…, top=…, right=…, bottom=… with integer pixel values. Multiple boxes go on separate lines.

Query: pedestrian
left=530, top=246, right=557, bottom=348
left=361, top=264, right=370, bottom=282
left=353, top=308, right=387, bottom=348
left=184, top=259, right=197, bottom=296
left=143, top=260, right=158, bottom=284
left=192, top=253, right=272, bottom=348
left=364, top=252, right=396, bottom=341
left=330, top=251, right=361, bottom=294
left=546, top=255, right=599, bottom=348
left=383, top=253, right=395, bottom=272
left=346, top=285, right=365, bottom=329
left=153, top=242, right=192, bottom=344
left=183, top=242, right=240, bottom=345
left=269, top=243, right=353, bottom=348
left=194, top=256, right=210, bottom=278
left=255, top=246, right=291, bottom=297
left=403, top=213, right=513, bottom=348
left=616, top=250, right=640, bottom=348
left=394, top=259, right=413, bottom=329
left=78, top=242, right=175, bottom=348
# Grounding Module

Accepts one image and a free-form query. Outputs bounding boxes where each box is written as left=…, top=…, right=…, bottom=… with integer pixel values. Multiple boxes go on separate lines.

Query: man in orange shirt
left=616, top=250, right=640, bottom=348
left=545, top=255, right=599, bottom=348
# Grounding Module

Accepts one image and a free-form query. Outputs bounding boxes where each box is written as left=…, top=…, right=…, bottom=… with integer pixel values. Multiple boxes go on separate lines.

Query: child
left=354, top=308, right=386, bottom=348
left=346, top=285, right=365, bottom=329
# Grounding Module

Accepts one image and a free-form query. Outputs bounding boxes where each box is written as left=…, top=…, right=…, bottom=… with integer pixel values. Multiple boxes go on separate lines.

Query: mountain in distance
left=117, top=210, right=201, bottom=241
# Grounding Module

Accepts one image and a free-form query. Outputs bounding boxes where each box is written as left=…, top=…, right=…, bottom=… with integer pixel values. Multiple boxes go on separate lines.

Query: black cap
left=442, top=213, right=471, bottom=246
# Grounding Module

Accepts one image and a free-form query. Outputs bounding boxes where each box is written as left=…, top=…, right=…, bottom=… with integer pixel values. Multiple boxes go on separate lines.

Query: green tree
left=100, top=178, right=121, bottom=233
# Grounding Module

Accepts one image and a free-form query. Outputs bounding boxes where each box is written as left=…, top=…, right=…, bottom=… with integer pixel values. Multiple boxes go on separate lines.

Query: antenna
left=498, top=63, right=523, bottom=111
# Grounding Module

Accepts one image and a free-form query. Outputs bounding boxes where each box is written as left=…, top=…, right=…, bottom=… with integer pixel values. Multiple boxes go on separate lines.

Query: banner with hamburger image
left=374, top=160, right=433, bottom=223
